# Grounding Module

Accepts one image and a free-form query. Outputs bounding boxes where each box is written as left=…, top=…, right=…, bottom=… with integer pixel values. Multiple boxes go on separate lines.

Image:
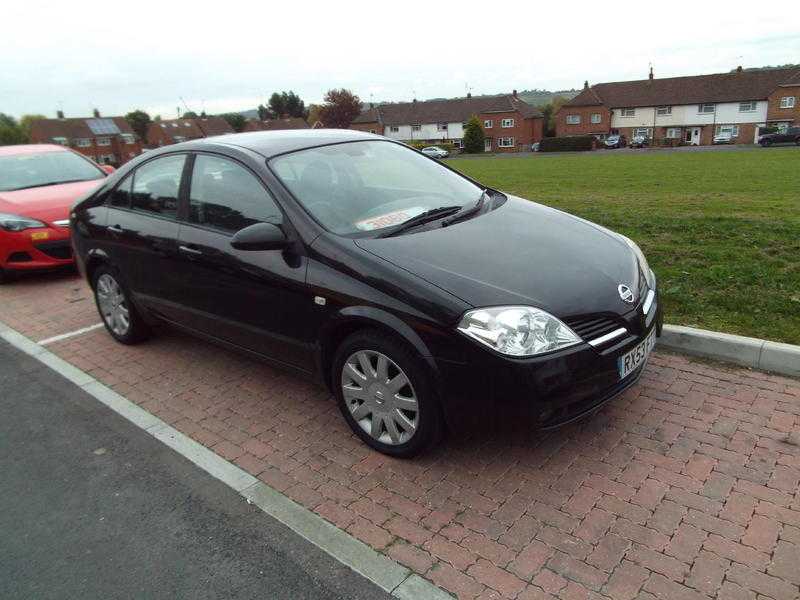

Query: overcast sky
left=3, top=0, right=799, bottom=119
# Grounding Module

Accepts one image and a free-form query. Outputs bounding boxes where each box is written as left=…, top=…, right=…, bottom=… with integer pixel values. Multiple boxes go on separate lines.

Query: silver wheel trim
left=341, top=350, right=419, bottom=445
left=96, top=274, right=131, bottom=337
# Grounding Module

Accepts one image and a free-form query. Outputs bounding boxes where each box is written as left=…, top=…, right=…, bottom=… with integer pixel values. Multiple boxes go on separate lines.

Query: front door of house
left=686, top=127, right=701, bottom=145
left=484, top=138, right=492, bottom=152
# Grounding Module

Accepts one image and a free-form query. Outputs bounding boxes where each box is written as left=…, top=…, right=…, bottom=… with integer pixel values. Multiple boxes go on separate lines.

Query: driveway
left=2, top=271, right=799, bottom=600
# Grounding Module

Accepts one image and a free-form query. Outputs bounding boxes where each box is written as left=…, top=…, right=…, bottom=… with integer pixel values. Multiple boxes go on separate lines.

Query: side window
left=130, top=155, right=186, bottom=219
left=189, top=155, right=282, bottom=233
left=109, top=174, right=133, bottom=208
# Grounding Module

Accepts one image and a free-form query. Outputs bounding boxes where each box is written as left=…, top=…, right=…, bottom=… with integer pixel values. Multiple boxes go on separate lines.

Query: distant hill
left=733, top=64, right=800, bottom=72
left=517, top=89, right=580, bottom=107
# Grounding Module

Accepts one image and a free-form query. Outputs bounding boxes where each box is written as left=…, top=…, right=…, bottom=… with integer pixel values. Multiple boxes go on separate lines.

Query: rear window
left=0, top=151, right=104, bottom=192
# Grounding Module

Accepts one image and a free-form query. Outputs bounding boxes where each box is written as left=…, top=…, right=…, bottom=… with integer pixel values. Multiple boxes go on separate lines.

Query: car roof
left=0, top=143, right=69, bottom=156
left=175, top=128, right=383, bottom=159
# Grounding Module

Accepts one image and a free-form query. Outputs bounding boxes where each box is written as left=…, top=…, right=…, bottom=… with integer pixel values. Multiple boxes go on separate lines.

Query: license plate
left=30, top=231, right=49, bottom=241
left=617, top=330, right=656, bottom=379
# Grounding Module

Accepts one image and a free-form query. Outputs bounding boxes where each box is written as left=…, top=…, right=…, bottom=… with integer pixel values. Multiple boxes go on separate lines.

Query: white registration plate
left=618, top=330, right=656, bottom=379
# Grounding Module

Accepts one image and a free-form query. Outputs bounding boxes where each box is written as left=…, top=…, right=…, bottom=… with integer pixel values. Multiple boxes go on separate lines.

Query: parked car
left=604, top=135, right=627, bottom=149
left=71, top=130, right=661, bottom=457
left=420, top=146, right=449, bottom=159
left=758, top=127, right=800, bottom=146
left=531, top=142, right=540, bottom=152
left=713, top=132, right=734, bottom=144
left=0, top=144, right=111, bottom=283
left=629, top=135, right=649, bottom=148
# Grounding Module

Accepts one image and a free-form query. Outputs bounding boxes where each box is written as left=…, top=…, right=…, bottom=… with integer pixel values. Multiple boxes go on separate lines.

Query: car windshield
left=607, top=136, right=619, bottom=141
left=270, top=140, right=482, bottom=235
left=0, top=151, right=104, bottom=192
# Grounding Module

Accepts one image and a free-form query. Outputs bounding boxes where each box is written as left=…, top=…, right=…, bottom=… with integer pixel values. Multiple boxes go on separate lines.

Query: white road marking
left=39, top=323, right=104, bottom=346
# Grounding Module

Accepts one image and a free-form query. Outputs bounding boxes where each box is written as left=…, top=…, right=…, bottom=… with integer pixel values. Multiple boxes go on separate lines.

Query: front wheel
left=333, top=330, right=443, bottom=458
left=92, top=266, right=150, bottom=344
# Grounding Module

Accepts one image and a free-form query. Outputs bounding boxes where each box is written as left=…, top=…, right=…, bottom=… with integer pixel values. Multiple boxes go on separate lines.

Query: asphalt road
left=0, top=340, right=393, bottom=600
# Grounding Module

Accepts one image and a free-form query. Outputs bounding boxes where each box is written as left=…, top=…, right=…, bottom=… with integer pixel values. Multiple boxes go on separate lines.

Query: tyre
left=92, top=265, right=150, bottom=344
left=332, top=329, right=443, bottom=458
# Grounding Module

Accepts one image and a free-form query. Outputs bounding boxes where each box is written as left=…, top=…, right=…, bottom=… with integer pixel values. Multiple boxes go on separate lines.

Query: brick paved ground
left=3, top=272, right=799, bottom=600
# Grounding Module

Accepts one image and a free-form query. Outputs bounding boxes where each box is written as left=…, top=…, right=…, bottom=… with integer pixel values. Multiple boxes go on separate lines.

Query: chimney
left=584, top=80, right=589, bottom=90
left=57, top=110, right=65, bottom=119
left=93, top=108, right=101, bottom=117
left=412, top=98, right=417, bottom=103
left=649, top=66, right=654, bottom=80
left=466, top=92, right=471, bottom=98
left=512, top=89, right=518, bottom=98
left=737, top=65, right=743, bottom=73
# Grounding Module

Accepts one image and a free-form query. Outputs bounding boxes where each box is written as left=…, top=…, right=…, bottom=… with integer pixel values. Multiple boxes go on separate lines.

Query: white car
left=713, top=132, right=733, bottom=144
left=420, top=146, right=449, bottom=159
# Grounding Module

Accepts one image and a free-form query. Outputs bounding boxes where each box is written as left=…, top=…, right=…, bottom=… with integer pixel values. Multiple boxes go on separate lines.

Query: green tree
left=268, top=92, right=286, bottom=119
left=124, top=110, right=152, bottom=142
left=257, top=104, right=270, bottom=121
left=462, top=116, right=485, bottom=153
left=306, top=104, right=322, bottom=126
left=182, top=111, right=198, bottom=119
left=19, top=114, right=47, bottom=139
left=319, top=89, right=361, bottom=129
left=267, top=91, right=306, bottom=119
left=538, top=96, right=568, bottom=137
left=0, top=113, right=27, bottom=145
left=220, top=113, right=246, bottom=132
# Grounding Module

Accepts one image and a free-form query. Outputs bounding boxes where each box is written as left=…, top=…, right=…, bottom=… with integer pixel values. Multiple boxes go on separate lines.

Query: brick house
left=243, top=117, right=309, bottom=132
left=351, top=93, right=544, bottom=152
left=29, top=115, right=143, bottom=165
left=556, top=66, right=800, bottom=145
left=146, top=116, right=234, bottom=147
left=766, top=74, right=800, bottom=130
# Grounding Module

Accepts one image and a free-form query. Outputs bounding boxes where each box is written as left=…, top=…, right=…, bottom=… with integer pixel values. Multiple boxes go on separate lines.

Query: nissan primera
left=71, top=130, right=661, bottom=457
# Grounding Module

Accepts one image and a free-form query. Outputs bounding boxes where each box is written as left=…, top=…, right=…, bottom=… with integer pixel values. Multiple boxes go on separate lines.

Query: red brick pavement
left=3, top=273, right=800, bottom=600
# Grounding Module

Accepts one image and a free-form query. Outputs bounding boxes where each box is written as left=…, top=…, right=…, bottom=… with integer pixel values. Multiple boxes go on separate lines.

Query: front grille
left=34, top=240, right=72, bottom=260
left=565, top=314, right=625, bottom=341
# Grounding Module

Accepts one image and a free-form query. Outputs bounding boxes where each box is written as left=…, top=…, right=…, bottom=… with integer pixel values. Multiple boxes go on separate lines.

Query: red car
left=0, top=144, right=112, bottom=282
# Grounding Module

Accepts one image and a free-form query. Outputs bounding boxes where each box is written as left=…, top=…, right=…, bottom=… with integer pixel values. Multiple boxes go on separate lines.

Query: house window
left=566, top=115, right=581, bottom=125
left=437, top=123, right=448, bottom=131
left=484, top=119, right=493, bottom=128
left=739, top=101, right=757, bottom=112
left=698, top=103, right=716, bottom=114
left=411, top=125, right=421, bottom=132
left=780, top=96, right=796, bottom=108
left=75, top=138, right=91, bottom=147
left=121, top=134, right=135, bottom=144
left=656, top=106, right=672, bottom=116
left=715, top=124, right=739, bottom=137
left=500, top=118, right=514, bottom=128
left=591, top=113, right=601, bottom=124
left=497, top=137, right=515, bottom=148
left=666, top=128, right=681, bottom=139
left=620, top=108, right=635, bottom=117
left=96, top=137, right=111, bottom=146
left=389, top=126, right=399, bottom=133
left=52, top=137, right=68, bottom=145
left=173, top=135, right=187, bottom=143
left=633, top=128, right=651, bottom=138
left=98, top=154, right=116, bottom=164
left=369, top=129, right=376, bottom=134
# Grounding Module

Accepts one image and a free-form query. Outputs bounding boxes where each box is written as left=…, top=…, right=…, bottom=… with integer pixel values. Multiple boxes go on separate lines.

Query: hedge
left=404, top=140, right=458, bottom=153
left=539, top=135, right=596, bottom=152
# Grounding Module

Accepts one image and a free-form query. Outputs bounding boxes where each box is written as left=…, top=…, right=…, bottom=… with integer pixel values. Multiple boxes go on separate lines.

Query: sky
left=3, top=0, right=799, bottom=120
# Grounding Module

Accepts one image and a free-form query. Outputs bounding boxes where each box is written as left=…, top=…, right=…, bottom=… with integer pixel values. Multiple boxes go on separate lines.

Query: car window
left=109, top=174, right=133, bottom=208
left=131, top=155, right=186, bottom=219
left=189, top=155, right=282, bottom=234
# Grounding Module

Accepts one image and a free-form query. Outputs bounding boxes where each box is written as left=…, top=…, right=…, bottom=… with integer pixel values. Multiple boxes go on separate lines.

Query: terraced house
left=556, top=66, right=800, bottom=145
left=29, top=114, right=142, bottom=165
left=351, top=92, right=544, bottom=152
left=146, top=116, right=234, bottom=148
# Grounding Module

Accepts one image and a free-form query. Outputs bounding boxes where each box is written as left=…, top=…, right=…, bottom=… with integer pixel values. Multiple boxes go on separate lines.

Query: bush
left=404, top=140, right=458, bottom=153
left=462, top=116, right=485, bottom=153
left=539, top=135, right=595, bottom=152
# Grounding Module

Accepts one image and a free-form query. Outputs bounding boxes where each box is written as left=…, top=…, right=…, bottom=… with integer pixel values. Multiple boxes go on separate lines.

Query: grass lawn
left=446, top=148, right=800, bottom=344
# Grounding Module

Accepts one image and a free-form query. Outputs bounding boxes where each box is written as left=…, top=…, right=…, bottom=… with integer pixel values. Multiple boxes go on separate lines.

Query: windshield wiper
left=378, top=205, right=462, bottom=238
left=441, top=189, right=489, bottom=227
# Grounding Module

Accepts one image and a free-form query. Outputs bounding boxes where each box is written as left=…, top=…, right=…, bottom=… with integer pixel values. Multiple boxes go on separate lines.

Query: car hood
left=0, top=179, right=103, bottom=224
left=355, top=196, right=641, bottom=319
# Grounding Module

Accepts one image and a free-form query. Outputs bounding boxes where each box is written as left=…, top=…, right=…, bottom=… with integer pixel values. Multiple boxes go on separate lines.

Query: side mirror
left=230, top=222, right=288, bottom=251
left=100, top=164, right=115, bottom=175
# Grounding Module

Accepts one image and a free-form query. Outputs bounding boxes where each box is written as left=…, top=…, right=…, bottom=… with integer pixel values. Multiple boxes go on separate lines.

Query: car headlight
left=457, top=306, right=581, bottom=357
left=0, top=213, right=46, bottom=232
left=620, top=235, right=655, bottom=288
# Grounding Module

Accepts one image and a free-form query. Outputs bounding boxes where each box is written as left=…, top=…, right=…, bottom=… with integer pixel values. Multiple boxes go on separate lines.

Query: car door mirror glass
left=230, top=222, right=287, bottom=251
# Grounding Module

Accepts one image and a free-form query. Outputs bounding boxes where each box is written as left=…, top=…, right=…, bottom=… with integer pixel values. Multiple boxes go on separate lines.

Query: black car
left=758, top=126, right=800, bottom=146
left=71, top=130, right=661, bottom=457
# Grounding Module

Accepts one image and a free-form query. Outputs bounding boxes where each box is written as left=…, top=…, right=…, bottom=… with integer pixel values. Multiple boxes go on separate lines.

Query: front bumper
left=435, top=288, right=663, bottom=435
left=0, top=226, right=74, bottom=271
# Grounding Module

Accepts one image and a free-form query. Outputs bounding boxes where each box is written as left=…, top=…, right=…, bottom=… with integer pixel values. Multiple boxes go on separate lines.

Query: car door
left=174, top=152, right=313, bottom=370
left=104, top=154, right=188, bottom=318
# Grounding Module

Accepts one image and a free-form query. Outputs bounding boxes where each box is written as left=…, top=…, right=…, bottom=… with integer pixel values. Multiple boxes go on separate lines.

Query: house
left=351, top=92, right=544, bottom=152
left=29, top=114, right=143, bottom=165
left=146, top=116, right=234, bottom=147
left=556, top=66, right=800, bottom=145
left=243, top=117, right=309, bottom=132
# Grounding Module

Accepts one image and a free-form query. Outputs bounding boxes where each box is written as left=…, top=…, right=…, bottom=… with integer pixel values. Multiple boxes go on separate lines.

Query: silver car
left=420, top=146, right=449, bottom=159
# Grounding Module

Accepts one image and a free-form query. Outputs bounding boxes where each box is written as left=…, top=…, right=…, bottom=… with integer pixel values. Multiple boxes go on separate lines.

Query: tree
left=266, top=91, right=307, bottom=119
left=0, top=113, right=27, bottom=145
left=319, top=89, right=361, bottom=129
left=267, top=92, right=286, bottom=119
left=538, top=96, right=568, bottom=137
left=125, top=110, right=152, bottom=142
left=182, top=111, right=198, bottom=119
left=220, top=113, right=246, bottom=132
left=306, top=104, right=323, bottom=126
left=19, top=114, right=46, bottom=139
left=462, top=116, right=485, bottom=153
left=257, top=104, right=270, bottom=121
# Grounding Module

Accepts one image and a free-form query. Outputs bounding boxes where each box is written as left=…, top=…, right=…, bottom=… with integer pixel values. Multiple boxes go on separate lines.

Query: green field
left=446, top=148, right=800, bottom=344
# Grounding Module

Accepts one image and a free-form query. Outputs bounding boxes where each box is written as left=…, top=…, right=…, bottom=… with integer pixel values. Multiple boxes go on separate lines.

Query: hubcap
left=96, top=274, right=130, bottom=336
left=341, top=350, right=419, bottom=445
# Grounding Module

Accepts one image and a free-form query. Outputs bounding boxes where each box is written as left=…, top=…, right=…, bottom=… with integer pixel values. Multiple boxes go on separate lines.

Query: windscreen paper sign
left=355, top=207, right=427, bottom=231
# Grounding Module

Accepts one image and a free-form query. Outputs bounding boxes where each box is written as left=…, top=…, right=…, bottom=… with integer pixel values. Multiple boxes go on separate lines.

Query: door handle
left=179, top=245, right=203, bottom=256
left=107, top=225, right=123, bottom=234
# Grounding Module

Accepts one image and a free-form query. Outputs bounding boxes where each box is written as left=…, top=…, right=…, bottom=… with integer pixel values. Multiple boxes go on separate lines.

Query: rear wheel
left=333, top=330, right=442, bottom=457
left=92, top=265, right=150, bottom=344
